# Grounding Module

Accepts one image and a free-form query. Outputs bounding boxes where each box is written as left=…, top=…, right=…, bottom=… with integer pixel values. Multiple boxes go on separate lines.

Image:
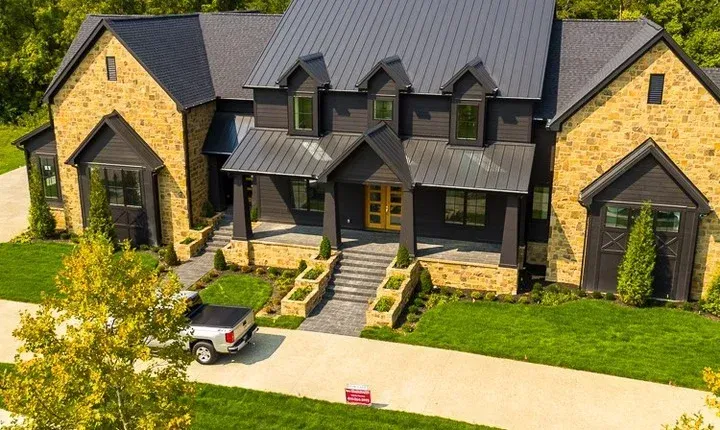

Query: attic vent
left=647, top=74, right=664, bottom=104
left=106, top=56, right=117, bottom=81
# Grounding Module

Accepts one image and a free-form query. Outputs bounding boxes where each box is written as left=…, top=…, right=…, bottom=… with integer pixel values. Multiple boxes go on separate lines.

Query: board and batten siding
left=329, top=144, right=401, bottom=185
left=254, top=89, right=288, bottom=129
left=255, top=175, right=323, bottom=226
left=400, top=94, right=450, bottom=138
left=485, top=100, right=533, bottom=143
left=321, top=92, right=367, bottom=133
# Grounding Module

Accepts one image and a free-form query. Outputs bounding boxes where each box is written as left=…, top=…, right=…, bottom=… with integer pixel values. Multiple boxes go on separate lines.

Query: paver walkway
left=0, top=168, right=30, bottom=242
left=299, top=298, right=368, bottom=336
left=173, top=214, right=233, bottom=288
left=1, top=299, right=717, bottom=430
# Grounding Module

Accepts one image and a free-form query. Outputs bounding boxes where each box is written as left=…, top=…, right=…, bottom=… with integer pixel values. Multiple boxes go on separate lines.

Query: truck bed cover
left=189, top=305, right=252, bottom=328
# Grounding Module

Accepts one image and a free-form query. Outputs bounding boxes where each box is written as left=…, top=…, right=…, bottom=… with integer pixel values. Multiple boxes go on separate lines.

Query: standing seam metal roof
left=202, top=113, right=254, bottom=155
left=704, top=68, right=720, bottom=88
left=245, top=0, right=556, bottom=98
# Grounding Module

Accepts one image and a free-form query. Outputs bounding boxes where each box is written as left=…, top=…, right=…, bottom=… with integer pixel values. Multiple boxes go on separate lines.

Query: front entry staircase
left=299, top=249, right=394, bottom=336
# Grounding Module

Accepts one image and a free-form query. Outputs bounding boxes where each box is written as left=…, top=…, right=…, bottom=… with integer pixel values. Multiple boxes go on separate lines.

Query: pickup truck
left=179, top=291, right=258, bottom=365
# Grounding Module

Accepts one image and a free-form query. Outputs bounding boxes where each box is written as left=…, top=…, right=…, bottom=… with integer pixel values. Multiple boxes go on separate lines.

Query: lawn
left=0, top=242, right=74, bottom=303
left=199, top=274, right=273, bottom=311
left=0, top=124, right=29, bottom=175
left=361, top=300, right=720, bottom=389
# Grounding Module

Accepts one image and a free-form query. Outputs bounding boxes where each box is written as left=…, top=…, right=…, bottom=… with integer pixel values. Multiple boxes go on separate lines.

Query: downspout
left=182, top=109, right=193, bottom=227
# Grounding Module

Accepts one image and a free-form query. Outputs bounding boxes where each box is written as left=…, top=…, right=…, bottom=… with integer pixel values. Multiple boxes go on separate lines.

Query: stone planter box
left=281, top=252, right=341, bottom=318
left=366, top=296, right=404, bottom=327
left=367, top=260, right=421, bottom=327
left=176, top=224, right=214, bottom=262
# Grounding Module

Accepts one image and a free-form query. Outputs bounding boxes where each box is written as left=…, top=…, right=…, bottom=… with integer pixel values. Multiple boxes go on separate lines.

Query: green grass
left=0, top=124, right=30, bottom=175
left=255, top=315, right=305, bottom=329
left=199, top=274, right=273, bottom=312
left=361, top=300, right=720, bottom=389
left=0, top=242, right=74, bottom=303
left=135, top=251, right=159, bottom=272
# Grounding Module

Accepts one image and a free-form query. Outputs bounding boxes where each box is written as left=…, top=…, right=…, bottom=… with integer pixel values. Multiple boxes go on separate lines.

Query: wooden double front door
left=364, top=184, right=402, bottom=231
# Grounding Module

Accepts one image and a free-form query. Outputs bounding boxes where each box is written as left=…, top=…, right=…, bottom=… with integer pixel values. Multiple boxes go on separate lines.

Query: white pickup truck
left=179, top=291, right=258, bottom=365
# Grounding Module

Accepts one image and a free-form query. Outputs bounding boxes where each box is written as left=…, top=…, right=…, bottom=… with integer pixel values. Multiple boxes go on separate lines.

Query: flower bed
left=367, top=259, right=421, bottom=327
left=281, top=252, right=341, bottom=318
left=175, top=212, right=224, bottom=261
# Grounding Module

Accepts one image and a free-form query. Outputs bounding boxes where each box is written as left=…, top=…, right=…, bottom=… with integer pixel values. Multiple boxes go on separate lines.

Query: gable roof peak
left=356, top=55, right=412, bottom=91
left=440, top=56, right=498, bottom=94
left=277, top=52, right=331, bottom=88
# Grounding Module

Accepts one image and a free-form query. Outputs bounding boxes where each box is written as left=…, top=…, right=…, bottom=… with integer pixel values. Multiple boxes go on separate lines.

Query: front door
left=364, top=184, right=402, bottom=231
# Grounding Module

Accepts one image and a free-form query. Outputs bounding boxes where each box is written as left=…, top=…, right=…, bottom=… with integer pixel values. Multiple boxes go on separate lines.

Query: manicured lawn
left=255, top=315, right=305, bottom=329
left=0, top=242, right=74, bottom=303
left=361, top=300, right=720, bottom=389
left=199, top=274, right=273, bottom=311
left=0, top=125, right=29, bottom=175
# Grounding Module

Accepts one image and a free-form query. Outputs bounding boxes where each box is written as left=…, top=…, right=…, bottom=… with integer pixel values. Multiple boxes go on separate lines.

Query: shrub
left=530, top=283, right=544, bottom=303
left=419, top=268, right=433, bottom=294
left=407, top=305, right=419, bottom=315
left=401, top=322, right=415, bottom=333
left=395, top=245, right=411, bottom=268
left=319, top=236, right=331, bottom=260
left=577, top=289, right=587, bottom=298
left=298, top=259, right=308, bottom=274
left=374, top=296, right=395, bottom=312
left=471, top=291, right=483, bottom=301
left=303, top=266, right=324, bottom=280
left=240, top=265, right=252, bottom=273
left=289, top=286, right=312, bottom=301
left=250, top=206, right=259, bottom=222
left=539, top=286, right=578, bottom=306
left=617, top=202, right=656, bottom=306
left=268, top=267, right=281, bottom=277
left=213, top=249, right=227, bottom=271
left=701, top=272, right=720, bottom=317
left=191, top=220, right=208, bottom=231
left=181, top=237, right=194, bottom=245
left=384, top=275, right=405, bottom=290
left=164, top=243, right=179, bottom=266
left=281, top=270, right=296, bottom=279
left=605, top=292, right=616, bottom=301
left=255, top=267, right=267, bottom=275
left=228, top=263, right=239, bottom=272
left=484, top=292, right=496, bottom=301
left=406, top=313, right=420, bottom=323
left=201, top=200, right=215, bottom=218
left=413, top=297, right=425, bottom=307
left=591, top=291, right=604, bottom=299
left=426, top=293, right=458, bottom=309
left=517, top=295, right=531, bottom=305
left=27, top=161, right=56, bottom=239
left=440, top=286, right=453, bottom=296
left=87, top=168, right=116, bottom=243
left=454, top=289, right=465, bottom=299
left=60, top=232, right=71, bottom=240
left=209, top=270, right=219, bottom=279
left=501, top=294, right=516, bottom=304
left=682, top=302, right=694, bottom=312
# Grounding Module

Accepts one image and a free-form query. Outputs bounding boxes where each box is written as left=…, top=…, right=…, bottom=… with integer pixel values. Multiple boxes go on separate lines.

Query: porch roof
left=222, top=128, right=535, bottom=193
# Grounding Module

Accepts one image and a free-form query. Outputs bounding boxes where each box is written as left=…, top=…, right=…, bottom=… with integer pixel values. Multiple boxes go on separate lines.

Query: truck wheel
left=192, top=341, right=218, bottom=365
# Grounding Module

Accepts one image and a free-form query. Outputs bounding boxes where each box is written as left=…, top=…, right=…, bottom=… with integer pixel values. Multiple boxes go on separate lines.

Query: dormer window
left=277, top=52, right=330, bottom=137
left=293, top=96, right=313, bottom=130
left=456, top=104, right=479, bottom=140
left=357, top=56, right=412, bottom=133
left=373, top=99, right=393, bottom=121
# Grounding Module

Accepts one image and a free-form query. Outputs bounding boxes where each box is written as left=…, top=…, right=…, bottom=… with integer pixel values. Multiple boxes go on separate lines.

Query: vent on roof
left=106, top=56, right=117, bottom=81
left=647, top=74, right=664, bottom=104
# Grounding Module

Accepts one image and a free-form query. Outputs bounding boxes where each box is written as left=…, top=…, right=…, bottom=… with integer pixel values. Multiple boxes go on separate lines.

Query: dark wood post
left=322, top=181, right=341, bottom=249
left=233, top=174, right=252, bottom=240
left=399, top=188, right=416, bottom=256
left=207, top=156, right=223, bottom=211
left=500, top=194, right=519, bottom=267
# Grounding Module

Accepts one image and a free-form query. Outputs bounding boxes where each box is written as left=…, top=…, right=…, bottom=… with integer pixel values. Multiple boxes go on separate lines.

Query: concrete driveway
left=0, top=168, right=29, bottom=242
left=0, top=299, right=717, bottom=429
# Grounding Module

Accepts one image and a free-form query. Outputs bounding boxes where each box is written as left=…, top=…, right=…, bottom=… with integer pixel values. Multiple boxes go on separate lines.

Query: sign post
left=345, top=384, right=371, bottom=406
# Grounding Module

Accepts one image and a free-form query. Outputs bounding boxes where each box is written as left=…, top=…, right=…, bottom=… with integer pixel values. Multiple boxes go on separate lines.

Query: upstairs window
left=293, top=96, right=313, bottom=130
left=290, top=179, right=324, bottom=212
left=532, top=186, right=550, bottom=220
left=373, top=99, right=393, bottom=121
left=106, top=56, right=117, bottom=81
left=444, top=190, right=486, bottom=227
left=647, top=74, right=664, bottom=104
left=456, top=104, right=479, bottom=140
left=38, top=156, right=59, bottom=200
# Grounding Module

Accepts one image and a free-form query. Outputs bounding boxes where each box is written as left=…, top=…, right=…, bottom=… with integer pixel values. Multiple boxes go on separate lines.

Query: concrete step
left=323, top=290, right=371, bottom=304
left=334, top=264, right=385, bottom=277
left=341, top=251, right=394, bottom=264
left=328, top=283, right=376, bottom=295
left=337, top=259, right=387, bottom=270
left=331, top=276, right=382, bottom=289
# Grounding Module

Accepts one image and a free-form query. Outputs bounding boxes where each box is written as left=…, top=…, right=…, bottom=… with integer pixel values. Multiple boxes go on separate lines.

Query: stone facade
left=224, top=240, right=318, bottom=269
left=50, top=31, right=193, bottom=244
left=418, top=258, right=518, bottom=294
left=186, top=102, right=216, bottom=224
left=546, top=41, right=720, bottom=299
left=50, top=208, right=67, bottom=231
left=526, top=241, right=548, bottom=266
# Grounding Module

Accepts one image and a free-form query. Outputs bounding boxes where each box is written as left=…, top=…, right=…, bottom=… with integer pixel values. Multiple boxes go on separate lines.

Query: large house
left=14, top=0, right=720, bottom=305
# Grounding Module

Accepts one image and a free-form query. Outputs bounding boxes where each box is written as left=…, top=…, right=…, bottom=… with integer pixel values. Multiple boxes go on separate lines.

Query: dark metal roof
left=440, top=57, right=498, bottom=93
left=277, top=53, right=331, bottom=87
left=11, top=123, right=53, bottom=147
left=356, top=56, right=412, bottom=91
left=246, top=0, right=555, bottom=98
left=704, top=68, right=720, bottom=88
left=405, top=139, right=534, bottom=193
left=66, top=111, right=164, bottom=171
left=45, top=13, right=281, bottom=107
left=202, top=113, right=254, bottom=155
left=579, top=138, right=711, bottom=214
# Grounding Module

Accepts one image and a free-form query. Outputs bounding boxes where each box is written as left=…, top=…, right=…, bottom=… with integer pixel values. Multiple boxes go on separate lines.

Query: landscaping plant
left=302, top=266, right=323, bottom=280
left=665, top=368, right=720, bottom=430
left=289, top=286, right=312, bottom=301
left=27, top=160, right=56, bottom=238
left=701, top=271, right=720, bottom=317
left=319, top=236, right=331, bottom=260
left=395, top=244, right=411, bottom=268
left=617, top=202, right=655, bottom=306
left=0, top=233, right=194, bottom=428
left=419, top=268, right=433, bottom=293
left=298, top=259, right=308, bottom=274
left=201, top=200, right=215, bottom=218
left=384, top=275, right=405, bottom=290
left=250, top=205, right=259, bottom=222
left=86, top=168, right=116, bottom=243
left=374, top=296, right=395, bottom=312
left=164, top=242, right=180, bottom=266
left=214, top=249, right=227, bottom=271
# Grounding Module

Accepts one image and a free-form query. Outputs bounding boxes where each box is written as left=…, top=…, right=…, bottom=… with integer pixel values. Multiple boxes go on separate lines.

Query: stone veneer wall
left=418, top=258, right=518, bottom=295
left=546, top=41, right=720, bottom=299
left=224, top=240, right=318, bottom=269
left=51, top=31, right=191, bottom=244
left=50, top=208, right=67, bottom=231
left=185, top=102, right=215, bottom=224
left=526, top=242, right=548, bottom=266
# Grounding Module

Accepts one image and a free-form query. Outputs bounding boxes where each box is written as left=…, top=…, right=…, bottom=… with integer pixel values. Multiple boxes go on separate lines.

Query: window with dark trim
left=293, top=96, right=313, bottom=130
left=605, top=206, right=630, bottom=229
left=456, top=104, right=479, bottom=140
left=655, top=210, right=681, bottom=233
left=290, top=179, right=324, bottom=212
left=100, top=168, right=142, bottom=207
left=106, top=56, right=117, bottom=81
left=647, top=74, right=664, bottom=104
left=373, top=99, right=393, bottom=121
left=444, top=190, right=486, bottom=226
left=532, top=186, right=550, bottom=220
left=38, top=156, right=59, bottom=200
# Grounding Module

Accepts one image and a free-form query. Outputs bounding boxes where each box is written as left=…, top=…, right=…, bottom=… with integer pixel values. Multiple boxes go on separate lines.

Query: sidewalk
left=0, top=168, right=29, bottom=242
left=1, top=299, right=717, bottom=429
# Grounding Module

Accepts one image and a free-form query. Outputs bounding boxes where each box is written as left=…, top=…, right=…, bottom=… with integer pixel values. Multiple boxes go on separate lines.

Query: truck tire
left=192, top=341, right=218, bottom=365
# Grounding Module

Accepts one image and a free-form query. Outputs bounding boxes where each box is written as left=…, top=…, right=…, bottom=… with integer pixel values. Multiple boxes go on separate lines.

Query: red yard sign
left=345, top=384, right=371, bottom=406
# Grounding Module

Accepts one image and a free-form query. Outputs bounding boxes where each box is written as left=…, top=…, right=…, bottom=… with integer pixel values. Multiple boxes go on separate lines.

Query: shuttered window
left=106, top=56, right=117, bottom=81
left=647, top=74, right=664, bottom=104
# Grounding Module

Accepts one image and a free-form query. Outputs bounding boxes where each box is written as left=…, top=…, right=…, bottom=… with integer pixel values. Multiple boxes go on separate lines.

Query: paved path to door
left=0, top=168, right=29, bottom=242
left=1, top=300, right=717, bottom=429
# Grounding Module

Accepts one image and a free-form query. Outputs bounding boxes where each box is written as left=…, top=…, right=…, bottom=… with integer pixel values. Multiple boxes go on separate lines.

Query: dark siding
left=526, top=123, right=556, bottom=242
left=453, top=72, right=486, bottom=99
left=24, top=128, right=57, bottom=155
left=368, top=70, right=396, bottom=95
left=329, top=144, right=400, bottom=185
left=254, top=89, right=287, bottom=129
left=400, top=94, right=450, bottom=138
left=76, top=126, right=144, bottom=166
left=217, top=99, right=253, bottom=114
left=321, top=92, right=367, bottom=133
left=256, top=175, right=323, bottom=225
left=414, top=187, right=505, bottom=243
left=485, top=100, right=533, bottom=143
left=288, top=68, right=316, bottom=92
left=337, top=182, right=365, bottom=229
left=594, top=155, right=696, bottom=207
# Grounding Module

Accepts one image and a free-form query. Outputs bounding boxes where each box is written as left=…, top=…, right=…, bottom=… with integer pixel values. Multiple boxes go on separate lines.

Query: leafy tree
left=27, top=160, right=56, bottom=238
left=701, top=271, right=720, bottom=317
left=0, top=233, right=194, bottom=429
left=616, top=202, right=656, bottom=306
left=318, top=236, right=331, bottom=260
left=87, top=168, right=116, bottom=243
left=664, top=368, right=720, bottom=429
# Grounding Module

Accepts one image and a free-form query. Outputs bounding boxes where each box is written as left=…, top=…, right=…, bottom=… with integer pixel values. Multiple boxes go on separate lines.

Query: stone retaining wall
left=224, top=240, right=318, bottom=269
left=526, top=242, right=548, bottom=266
left=418, top=258, right=518, bottom=295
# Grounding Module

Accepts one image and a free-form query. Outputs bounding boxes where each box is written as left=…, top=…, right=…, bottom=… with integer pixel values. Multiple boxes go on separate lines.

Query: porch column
left=500, top=194, right=519, bottom=267
left=232, top=175, right=252, bottom=240
left=399, top=188, right=416, bottom=256
left=322, top=181, right=341, bottom=249
left=207, top=156, right=223, bottom=211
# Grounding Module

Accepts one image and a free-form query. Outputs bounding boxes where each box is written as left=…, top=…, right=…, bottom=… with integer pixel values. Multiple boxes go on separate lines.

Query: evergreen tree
left=318, top=236, right=331, bottom=260
left=86, top=168, right=116, bottom=243
left=27, top=160, right=56, bottom=238
left=617, top=202, right=656, bottom=306
left=214, top=249, right=227, bottom=271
